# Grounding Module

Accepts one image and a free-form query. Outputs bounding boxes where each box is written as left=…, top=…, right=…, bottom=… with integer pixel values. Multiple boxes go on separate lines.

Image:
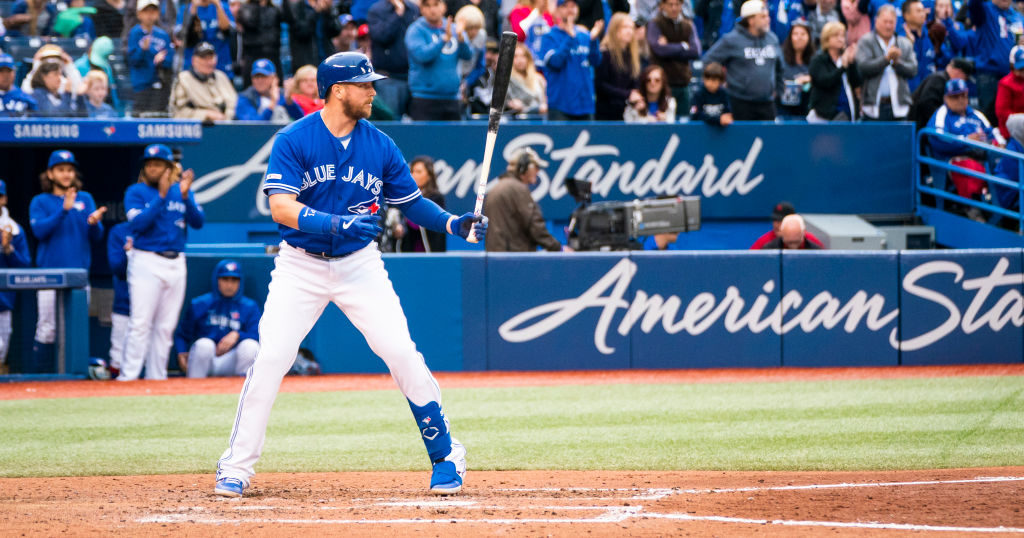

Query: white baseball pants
left=109, top=312, right=130, bottom=371
left=188, top=337, right=259, bottom=378
left=217, top=243, right=443, bottom=484
left=118, top=250, right=186, bottom=381
left=0, top=310, right=11, bottom=363
left=36, top=286, right=90, bottom=344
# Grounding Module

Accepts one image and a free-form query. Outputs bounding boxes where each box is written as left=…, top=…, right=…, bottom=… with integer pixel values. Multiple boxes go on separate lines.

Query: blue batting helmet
left=316, top=51, right=386, bottom=99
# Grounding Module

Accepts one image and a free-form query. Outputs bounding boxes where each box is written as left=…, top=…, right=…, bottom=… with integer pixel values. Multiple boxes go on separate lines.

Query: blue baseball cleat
left=214, top=477, right=246, bottom=498
left=430, top=440, right=466, bottom=495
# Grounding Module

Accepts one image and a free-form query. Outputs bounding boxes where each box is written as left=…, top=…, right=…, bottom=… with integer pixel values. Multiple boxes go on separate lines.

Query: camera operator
left=483, top=148, right=571, bottom=252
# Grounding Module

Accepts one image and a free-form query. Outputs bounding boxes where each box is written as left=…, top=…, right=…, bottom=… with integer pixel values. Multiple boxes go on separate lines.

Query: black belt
left=879, top=97, right=892, bottom=105
left=139, top=249, right=180, bottom=259
left=294, top=247, right=358, bottom=261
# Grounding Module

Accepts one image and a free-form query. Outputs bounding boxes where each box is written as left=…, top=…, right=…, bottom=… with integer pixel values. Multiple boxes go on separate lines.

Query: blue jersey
left=106, top=222, right=132, bottom=316
left=127, top=25, right=176, bottom=92
left=969, top=0, right=1024, bottom=75
left=174, top=260, right=261, bottom=354
left=124, top=182, right=205, bottom=253
left=175, top=1, right=236, bottom=75
left=262, top=113, right=421, bottom=256
left=0, top=227, right=31, bottom=312
left=29, top=191, right=103, bottom=269
left=0, top=87, right=38, bottom=117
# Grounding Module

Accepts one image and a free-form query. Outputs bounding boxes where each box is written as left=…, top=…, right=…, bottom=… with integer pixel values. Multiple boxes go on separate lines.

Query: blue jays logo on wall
left=187, top=123, right=915, bottom=222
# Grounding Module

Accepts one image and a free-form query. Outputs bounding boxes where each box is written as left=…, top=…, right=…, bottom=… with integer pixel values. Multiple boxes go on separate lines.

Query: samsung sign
left=186, top=123, right=915, bottom=222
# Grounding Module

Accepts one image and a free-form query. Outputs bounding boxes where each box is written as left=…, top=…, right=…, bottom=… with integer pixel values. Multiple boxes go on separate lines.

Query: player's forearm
left=397, top=196, right=454, bottom=235
left=268, top=194, right=305, bottom=230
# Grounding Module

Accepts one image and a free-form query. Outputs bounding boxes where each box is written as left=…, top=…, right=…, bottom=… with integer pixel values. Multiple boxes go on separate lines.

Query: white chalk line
left=495, top=476, right=1024, bottom=496
left=137, top=476, right=1024, bottom=531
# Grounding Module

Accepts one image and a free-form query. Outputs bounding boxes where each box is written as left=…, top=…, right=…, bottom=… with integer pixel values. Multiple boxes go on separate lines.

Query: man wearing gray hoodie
left=702, top=0, right=784, bottom=120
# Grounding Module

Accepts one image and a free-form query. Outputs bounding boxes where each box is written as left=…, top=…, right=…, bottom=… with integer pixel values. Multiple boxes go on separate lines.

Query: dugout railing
left=915, top=127, right=1024, bottom=233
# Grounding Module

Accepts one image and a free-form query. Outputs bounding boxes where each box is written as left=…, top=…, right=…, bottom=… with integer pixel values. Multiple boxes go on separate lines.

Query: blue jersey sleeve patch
left=263, top=133, right=304, bottom=196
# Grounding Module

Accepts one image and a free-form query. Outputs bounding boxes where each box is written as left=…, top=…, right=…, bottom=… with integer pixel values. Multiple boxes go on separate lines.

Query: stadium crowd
left=0, top=0, right=1023, bottom=125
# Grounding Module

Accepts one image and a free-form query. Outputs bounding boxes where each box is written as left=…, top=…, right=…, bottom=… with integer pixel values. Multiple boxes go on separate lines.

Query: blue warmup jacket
left=124, top=182, right=205, bottom=253
left=0, top=227, right=31, bottom=312
left=541, top=25, right=602, bottom=116
left=0, top=87, right=38, bottom=117
left=969, top=0, right=1024, bottom=75
left=127, top=24, right=176, bottom=92
left=926, top=103, right=1003, bottom=161
left=106, top=222, right=132, bottom=317
left=173, top=260, right=261, bottom=353
left=404, top=17, right=473, bottom=100
left=29, top=191, right=103, bottom=269
left=993, top=137, right=1024, bottom=209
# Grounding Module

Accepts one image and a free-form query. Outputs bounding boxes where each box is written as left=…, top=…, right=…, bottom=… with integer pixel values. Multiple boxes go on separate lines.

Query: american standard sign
left=185, top=123, right=915, bottom=222
left=498, top=256, right=1024, bottom=354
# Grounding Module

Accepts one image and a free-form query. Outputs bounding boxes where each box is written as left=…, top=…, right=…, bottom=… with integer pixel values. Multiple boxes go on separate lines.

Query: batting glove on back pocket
left=453, top=213, right=488, bottom=241
left=331, top=214, right=383, bottom=242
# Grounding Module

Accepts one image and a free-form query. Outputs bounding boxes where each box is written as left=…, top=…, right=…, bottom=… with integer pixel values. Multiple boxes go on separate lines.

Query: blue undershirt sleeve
left=396, top=195, right=453, bottom=235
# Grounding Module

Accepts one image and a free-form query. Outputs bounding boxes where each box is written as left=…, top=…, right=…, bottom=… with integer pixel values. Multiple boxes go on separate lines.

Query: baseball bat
left=467, top=31, right=518, bottom=243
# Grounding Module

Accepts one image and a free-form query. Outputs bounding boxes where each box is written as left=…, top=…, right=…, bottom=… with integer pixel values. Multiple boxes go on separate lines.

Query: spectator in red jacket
left=750, top=201, right=825, bottom=249
left=995, top=47, right=1024, bottom=140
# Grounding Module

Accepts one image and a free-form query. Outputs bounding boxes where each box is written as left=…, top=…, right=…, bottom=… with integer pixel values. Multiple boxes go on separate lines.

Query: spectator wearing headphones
left=482, top=148, right=568, bottom=252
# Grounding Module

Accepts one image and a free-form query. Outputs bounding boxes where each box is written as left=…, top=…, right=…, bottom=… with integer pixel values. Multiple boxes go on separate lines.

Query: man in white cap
left=702, top=0, right=783, bottom=120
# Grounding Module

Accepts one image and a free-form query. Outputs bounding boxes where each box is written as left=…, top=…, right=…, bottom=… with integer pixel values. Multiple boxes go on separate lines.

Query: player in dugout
left=174, top=260, right=260, bottom=378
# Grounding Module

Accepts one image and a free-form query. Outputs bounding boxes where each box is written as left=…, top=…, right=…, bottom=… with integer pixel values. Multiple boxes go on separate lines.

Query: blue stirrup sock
left=408, top=400, right=453, bottom=463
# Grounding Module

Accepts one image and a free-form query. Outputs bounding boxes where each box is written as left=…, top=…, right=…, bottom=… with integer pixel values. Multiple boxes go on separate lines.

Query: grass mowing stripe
left=0, top=376, right=1021, bottom=477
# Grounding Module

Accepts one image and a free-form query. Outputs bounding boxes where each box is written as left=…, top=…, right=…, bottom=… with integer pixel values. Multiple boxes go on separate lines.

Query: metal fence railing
left=915, top=127, right=1024, bottom=233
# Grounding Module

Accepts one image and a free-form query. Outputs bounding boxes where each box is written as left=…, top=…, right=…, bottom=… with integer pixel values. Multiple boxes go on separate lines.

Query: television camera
left=565, top=178, right=701, bottom=251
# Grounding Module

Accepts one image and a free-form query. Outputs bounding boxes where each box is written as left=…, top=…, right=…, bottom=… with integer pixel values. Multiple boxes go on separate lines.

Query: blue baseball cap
left=945, top=78, right=968, bottom=96
left=0, top=53, right=14, bottom=70
left=557, top=0, right=576, bottom=5
left=338, top=13, right=355, bottom=26
left=216, top=259, right=243, bottom=279
left=0, top=180, right=6, bottom=196
left=251, top=58, right=276, bottom=77
left=48, top=150, right=78, bottom=169
left=141, top=143, right=174, bottom=163
left=1014, top=47, right=1024, bottom=70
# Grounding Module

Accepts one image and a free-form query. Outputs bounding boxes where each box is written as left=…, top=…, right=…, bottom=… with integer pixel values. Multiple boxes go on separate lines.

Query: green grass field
left=1, top=375, right=1022, bottom=478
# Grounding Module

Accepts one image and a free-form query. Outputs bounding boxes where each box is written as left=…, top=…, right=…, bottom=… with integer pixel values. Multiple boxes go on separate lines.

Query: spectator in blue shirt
left=898, top=0, right=936, bottom=91
left=29, top=62, right=88, bottom=117
left=405, top=0, right=473, bottom=120
left=174, top=260, right=260, bottom=378
left=129, top=0, right=176, bottom=113
left=368, top=0, right=420, bottom=117
left=969, top=0, right=1024, bottom=122
left=0, top=180, right=31, bottom=374
left=541, top=0, right=603, bottom=120
left=177, top=0, right=236, bottom=76
left=4, top=0, right=58, bottom=36
left=82, top=70, right=118, bottom=117
left=28, top=150, right=106, bottom=373
left=927, top=78, right=1005, bottom=199
left=235, top=58, right=303, bottom=120
left=993, top=112, right=1024, bottom=210
left=0, top=53, right=38, bottom=117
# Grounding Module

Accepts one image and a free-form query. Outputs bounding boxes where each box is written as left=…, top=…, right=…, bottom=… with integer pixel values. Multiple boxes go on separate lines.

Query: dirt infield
left=2, top=469, right=1023, bottom=536
left=2, top=364, right=1023, bottom=536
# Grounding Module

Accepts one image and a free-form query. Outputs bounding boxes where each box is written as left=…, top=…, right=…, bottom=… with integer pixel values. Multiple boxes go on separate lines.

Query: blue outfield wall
left=172, top=249, right=1024, bottom=375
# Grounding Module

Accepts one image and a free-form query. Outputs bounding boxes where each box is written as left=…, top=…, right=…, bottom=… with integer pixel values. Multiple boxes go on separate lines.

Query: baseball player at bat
left=214, top=51, right=487, bottom=498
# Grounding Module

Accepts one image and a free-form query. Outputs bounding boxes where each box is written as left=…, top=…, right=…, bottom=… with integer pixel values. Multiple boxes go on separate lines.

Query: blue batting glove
left=452, top=213, right=487, bottom=241
left=330, top=214, right=383, bottom=242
